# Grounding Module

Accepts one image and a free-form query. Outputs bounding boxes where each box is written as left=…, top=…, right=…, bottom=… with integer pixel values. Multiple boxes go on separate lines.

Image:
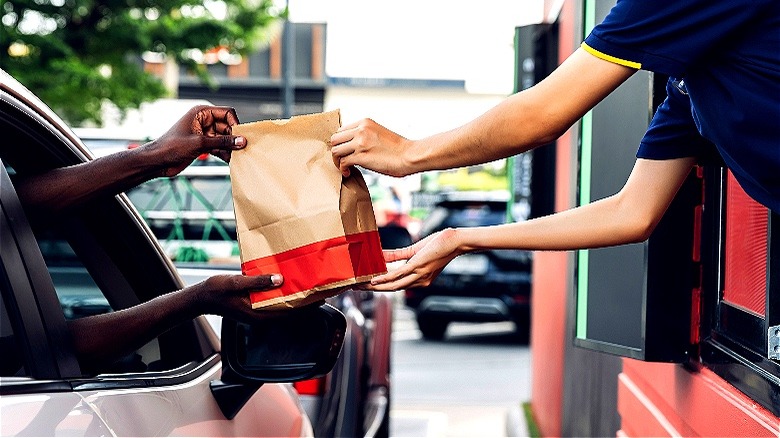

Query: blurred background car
left=403, top=191, right=533, bottom=341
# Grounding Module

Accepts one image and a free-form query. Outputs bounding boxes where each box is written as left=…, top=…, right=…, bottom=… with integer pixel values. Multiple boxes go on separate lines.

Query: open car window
left=0, top=95, right=214, bottom=378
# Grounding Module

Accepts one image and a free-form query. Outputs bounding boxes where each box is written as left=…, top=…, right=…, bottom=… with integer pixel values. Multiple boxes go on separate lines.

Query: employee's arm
left=14, top=106, right=246, bottom=216
left=369, top=157, right=696, bottom=291
left=330, top=48, right=636, bottom=177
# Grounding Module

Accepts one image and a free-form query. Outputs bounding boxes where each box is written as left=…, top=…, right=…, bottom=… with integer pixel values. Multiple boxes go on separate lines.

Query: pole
left=281, top=0, right=294, bottom=118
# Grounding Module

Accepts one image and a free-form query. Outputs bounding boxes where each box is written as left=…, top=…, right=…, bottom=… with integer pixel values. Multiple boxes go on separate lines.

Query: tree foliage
left=1, top=0, right=280, bottom=124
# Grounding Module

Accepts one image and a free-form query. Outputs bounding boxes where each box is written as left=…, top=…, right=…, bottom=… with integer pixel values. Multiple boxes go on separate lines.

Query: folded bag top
left=230, top=109, right=387, bottom=309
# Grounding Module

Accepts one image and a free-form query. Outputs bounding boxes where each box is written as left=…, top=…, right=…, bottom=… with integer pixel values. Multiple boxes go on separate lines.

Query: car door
left=0, top=161, right=113, bottom=436
left=0, top=78, right=311, bottom=436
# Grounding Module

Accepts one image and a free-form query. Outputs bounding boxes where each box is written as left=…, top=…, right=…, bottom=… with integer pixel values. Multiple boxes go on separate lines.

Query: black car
left=404, top=192, right=532, bottom=340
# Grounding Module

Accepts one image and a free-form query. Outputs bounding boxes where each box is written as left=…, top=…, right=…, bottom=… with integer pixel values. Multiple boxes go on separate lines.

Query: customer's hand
left=367, top=228, right=463, bottom=291
left=146, top=105, right=246, bottom=177
left=330, top=118, right=414, bottom=178
left=188, top=273, right=286, bottom=322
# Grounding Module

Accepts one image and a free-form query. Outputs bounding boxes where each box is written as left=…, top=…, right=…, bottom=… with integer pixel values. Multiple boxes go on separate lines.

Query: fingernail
left=234, top=136, right=246, bottom=146
left=271, top=274, right=283, bottom=286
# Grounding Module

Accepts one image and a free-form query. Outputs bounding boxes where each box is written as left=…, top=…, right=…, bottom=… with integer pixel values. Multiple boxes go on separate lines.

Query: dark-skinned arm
left=14, top=105, right=246, bottom=216
left=67, top=274, right=283, bottom=368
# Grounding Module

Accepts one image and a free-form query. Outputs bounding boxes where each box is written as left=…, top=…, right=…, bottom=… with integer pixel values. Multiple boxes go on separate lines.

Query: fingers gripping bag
left=230, top=110, right=387, bottom=310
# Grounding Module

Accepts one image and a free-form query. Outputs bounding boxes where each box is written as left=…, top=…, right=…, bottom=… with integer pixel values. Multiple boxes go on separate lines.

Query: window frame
left=0, top=160, right=79, bottom=380
left=699, top=166, right=780, bottom=417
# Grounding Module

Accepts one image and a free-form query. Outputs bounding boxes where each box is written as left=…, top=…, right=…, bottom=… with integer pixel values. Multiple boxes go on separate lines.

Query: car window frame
left=0, top=160, right=80, bottom=380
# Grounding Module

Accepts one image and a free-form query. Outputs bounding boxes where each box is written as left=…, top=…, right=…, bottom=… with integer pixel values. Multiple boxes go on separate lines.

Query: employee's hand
left=189, top=273, right=285, bottom=322
left=146, top=105, right=247, bottom=177
left=367, top=228, right=463, bottom=291
left=330, top=118, right=414, bottom=178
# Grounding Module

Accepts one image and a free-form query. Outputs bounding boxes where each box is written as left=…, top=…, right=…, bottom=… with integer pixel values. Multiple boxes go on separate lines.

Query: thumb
left=201, top=135, right=247, bottom=152
left=383, top=248, right=414, bottom=263
left=230, top=274, right=284, bottom=291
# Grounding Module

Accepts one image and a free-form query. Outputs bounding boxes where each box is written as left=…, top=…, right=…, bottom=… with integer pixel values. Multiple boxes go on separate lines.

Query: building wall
left=534, top=1, right=780, bottom=437
left=324, top=85, right=506, bottom=143
left=619, top=360, right=778, bottom=437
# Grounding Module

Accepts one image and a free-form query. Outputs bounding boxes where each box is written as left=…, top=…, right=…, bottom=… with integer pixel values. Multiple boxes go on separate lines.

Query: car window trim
left=70, top=354, right=221, bottom=392
left=0, top=354, right=221, bottom=396
left=0, top=161, right=80, bottom=379
left=0, top=378, right=74, bottom=396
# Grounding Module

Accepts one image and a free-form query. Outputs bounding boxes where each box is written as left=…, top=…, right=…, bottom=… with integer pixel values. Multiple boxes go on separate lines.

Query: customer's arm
left=67, top=273, right=283, bottom=367
left=14, top=105, right=245, bottom=216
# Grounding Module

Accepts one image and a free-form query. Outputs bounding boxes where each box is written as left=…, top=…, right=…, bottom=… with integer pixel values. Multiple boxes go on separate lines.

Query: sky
left=287, top=0, right=544, bottom=95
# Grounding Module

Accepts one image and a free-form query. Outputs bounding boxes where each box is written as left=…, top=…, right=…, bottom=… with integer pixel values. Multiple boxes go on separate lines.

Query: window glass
left=36, top=230, right=162, bottom=374
left=0, top=104, right=205, bottom=378
left=38, top=237, right=114, bottom=320
left=722, top=172, right=768, bottom=316
left=122, top=163, right=238, bottom=266
left=2, top=159, right=169, bottom=375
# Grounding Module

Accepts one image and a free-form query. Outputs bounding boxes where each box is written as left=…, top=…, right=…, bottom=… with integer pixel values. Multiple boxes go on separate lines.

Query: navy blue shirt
left=583, top=0, right=780, bottom=212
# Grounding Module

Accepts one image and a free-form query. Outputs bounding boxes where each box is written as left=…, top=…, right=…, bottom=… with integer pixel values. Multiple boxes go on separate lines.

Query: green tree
left=1, top=0, right=280, bottom=124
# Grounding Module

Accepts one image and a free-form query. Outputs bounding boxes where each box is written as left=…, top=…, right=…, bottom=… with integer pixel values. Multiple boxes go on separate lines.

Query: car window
left=444, top=205, right=506, bottom=228
left=0, top=118, right=211, bottom=378
left=0, top=288, right=27, bottom=377
left=27, top=205, right=164, bottom=375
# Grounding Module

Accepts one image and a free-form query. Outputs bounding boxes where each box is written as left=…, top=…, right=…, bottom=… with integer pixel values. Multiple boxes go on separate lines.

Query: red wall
left=619, top=360, right=779, bottom=437
left=530, top=1, right=579, bottom=436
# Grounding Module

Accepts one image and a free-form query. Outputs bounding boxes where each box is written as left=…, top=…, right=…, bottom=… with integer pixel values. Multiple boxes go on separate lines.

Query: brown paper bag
left=230, top=110, right=387, bottom=310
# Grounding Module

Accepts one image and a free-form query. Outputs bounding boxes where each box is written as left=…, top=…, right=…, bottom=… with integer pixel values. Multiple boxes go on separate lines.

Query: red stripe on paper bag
left=242, top=230, right=386, bottom=305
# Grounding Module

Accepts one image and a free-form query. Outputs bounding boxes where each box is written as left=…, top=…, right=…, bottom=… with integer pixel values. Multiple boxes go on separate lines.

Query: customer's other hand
left=146, top=105, right=246, bottom=177
left=188, top=273, right=285, bottom=323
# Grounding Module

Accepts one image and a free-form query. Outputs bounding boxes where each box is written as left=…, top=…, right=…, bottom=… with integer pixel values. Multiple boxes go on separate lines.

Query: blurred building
left=144, top=21, right=328, bottom=122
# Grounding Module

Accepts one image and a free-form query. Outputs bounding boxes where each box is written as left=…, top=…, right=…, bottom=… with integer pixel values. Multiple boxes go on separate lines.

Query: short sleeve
left=583, top=0, right=770, bottom=76
left=637, top=79, right=720, bottom=165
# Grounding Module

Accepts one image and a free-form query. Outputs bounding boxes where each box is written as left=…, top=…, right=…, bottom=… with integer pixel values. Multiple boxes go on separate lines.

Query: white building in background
left=287, top=0, right=544, bottom=211
left=289, top=0, right=543, bottom=137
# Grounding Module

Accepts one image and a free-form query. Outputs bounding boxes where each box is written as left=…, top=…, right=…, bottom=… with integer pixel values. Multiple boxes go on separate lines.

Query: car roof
left=1, top=68, right=92, bottom=161
left=438, top=190, right=510, bottom=203
left=434, top=191, right=510, bottom=210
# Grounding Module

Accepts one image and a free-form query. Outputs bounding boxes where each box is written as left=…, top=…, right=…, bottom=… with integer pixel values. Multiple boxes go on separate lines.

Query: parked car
left=0, top=70, right=348, bottom=436
left=404, top=191, right=533, bottom=340
left=77, top=118, right=397, bottom=437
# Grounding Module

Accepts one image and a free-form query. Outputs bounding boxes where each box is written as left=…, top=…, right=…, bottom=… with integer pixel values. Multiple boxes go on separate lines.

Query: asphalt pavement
left=390, top=304, right=531, bottom=437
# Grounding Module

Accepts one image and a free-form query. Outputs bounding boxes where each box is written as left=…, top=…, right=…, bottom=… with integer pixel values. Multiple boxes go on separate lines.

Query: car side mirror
left=211, top=303, right=346, bottom=419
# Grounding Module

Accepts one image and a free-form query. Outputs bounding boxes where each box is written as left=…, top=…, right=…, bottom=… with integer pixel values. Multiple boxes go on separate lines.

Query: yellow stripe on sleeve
left=581, top=42, right=642, bottom=70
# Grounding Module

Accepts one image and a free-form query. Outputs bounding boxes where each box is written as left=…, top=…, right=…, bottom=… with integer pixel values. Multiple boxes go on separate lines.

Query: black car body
left=404, top=192, right=532, bottom=340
